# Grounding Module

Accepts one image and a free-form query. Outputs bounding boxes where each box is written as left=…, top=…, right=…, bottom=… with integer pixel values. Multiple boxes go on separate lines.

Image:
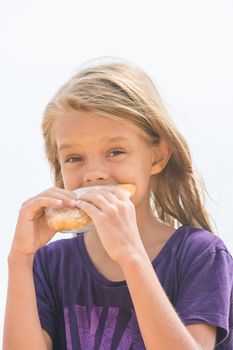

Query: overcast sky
left=1, top=0, right=233, bottom=343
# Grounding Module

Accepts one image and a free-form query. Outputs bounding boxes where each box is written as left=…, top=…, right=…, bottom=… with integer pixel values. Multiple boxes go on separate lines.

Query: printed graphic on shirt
left=64, top=304, right=145, bottom=350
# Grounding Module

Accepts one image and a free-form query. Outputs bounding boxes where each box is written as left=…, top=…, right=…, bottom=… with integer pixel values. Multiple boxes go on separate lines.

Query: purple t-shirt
left=33, top=226, right=233, bottom=349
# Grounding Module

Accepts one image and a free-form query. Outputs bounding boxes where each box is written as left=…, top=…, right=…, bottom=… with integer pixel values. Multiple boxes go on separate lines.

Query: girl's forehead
left=53, top=110, right=146, bottom=144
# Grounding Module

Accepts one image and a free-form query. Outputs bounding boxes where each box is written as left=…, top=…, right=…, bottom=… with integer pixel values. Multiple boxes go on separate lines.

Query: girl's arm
left=3, top=187, right=77, bottom=350
left=3, top=252, right=52, bottom=350
left=75, top=187, right=217, bottom=350
left=120, top=250, right=216, bottom=350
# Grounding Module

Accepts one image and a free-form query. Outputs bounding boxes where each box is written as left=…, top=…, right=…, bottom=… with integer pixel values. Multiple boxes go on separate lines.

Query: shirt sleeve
left=33, top=247, right=58, bottom=345
left=175, top=248, right=233, bottom=346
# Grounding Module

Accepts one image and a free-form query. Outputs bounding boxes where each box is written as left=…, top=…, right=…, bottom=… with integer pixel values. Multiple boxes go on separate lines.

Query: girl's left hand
left=76, top=186, right=145, bottom=265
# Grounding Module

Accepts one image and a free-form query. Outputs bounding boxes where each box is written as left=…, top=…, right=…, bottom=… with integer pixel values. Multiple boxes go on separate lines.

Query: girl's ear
left=150, top=139, right=172, bottom=175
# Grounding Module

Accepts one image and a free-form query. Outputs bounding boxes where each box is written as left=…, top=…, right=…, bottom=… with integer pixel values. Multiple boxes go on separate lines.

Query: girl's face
left=54, top=110, right=166, bottom=209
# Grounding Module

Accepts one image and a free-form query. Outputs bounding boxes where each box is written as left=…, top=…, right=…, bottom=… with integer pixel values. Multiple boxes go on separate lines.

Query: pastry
left=45, top=184, right=136, bottom=233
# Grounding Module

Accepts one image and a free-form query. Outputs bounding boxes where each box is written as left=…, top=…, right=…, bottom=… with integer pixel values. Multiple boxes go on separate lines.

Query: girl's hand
left=10, top=187, right=77, bottom=257
left=76, top=186, right=145, bottom=265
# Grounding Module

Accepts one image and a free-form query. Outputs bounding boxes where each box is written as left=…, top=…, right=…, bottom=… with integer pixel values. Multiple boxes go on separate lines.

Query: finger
left=20, top=196, right=65, bottom=219
left=77, top=191, right=112, bottom=211
left=106, top=186, right=132, bottom=201
left=77, top=189, right=123, bottom=210
left=40, top=187, right=77, bottom=201
left=99, top=189, right=130, bottom=206
left=75, top=199, right=102, bottom=220
left=36, top=189, right=77, bottom=207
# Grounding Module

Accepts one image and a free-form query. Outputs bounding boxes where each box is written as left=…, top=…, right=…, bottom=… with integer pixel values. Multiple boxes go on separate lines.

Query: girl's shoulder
left=33, top=234, right=83, bottom=269
left=170, top=225, right=232, bottom=265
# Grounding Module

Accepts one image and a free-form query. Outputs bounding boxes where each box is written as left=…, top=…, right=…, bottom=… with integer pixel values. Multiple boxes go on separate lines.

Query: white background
left=1, top=0, right=233, bottom=344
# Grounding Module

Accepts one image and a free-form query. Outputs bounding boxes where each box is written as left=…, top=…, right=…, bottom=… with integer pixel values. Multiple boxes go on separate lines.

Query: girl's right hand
left=10, top=187, right=77, bottom=258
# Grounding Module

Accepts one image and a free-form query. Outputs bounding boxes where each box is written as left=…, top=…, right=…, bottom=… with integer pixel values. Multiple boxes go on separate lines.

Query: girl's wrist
left=117, top=245, right=149, bottom=271
left=8, top=249, right=35, bottom=266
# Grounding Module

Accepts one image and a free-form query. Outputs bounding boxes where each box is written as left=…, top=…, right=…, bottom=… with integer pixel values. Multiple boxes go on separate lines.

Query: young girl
left=3, top=59, right=233, bottom=350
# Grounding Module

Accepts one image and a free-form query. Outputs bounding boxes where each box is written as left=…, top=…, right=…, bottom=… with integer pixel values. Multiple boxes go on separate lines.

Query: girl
left=3, top=59, right=233, bottom=350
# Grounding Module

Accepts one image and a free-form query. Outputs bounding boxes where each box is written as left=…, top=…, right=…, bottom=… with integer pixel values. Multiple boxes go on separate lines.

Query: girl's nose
left=83, top=172, right=108, bottom=184
left=82, top=160, right=110, bottom=185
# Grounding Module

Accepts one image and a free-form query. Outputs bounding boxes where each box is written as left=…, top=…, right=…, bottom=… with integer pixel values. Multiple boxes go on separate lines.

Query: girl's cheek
left=60, top=171, right=77, bottom=191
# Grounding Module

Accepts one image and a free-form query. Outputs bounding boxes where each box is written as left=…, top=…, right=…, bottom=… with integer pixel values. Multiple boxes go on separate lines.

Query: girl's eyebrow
left=58, top=136, right=129, bottom=151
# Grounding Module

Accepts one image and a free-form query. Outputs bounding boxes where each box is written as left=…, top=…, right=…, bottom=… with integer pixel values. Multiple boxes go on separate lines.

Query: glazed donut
left=45, top=184, right=136, bottom=232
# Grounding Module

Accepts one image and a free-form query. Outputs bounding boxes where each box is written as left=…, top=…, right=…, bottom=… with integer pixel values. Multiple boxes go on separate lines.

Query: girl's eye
left=65, top=156, right=84, bottom=163
left=108, top=149, right=125, bottom=157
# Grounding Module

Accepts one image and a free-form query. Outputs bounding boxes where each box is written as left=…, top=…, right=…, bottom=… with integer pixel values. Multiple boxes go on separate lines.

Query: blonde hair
left=42, top=59, right=214, bottom=232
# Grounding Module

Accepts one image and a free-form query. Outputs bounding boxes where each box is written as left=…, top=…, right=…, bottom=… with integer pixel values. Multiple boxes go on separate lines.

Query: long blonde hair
left=42, top=59, right=214, bottom=232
